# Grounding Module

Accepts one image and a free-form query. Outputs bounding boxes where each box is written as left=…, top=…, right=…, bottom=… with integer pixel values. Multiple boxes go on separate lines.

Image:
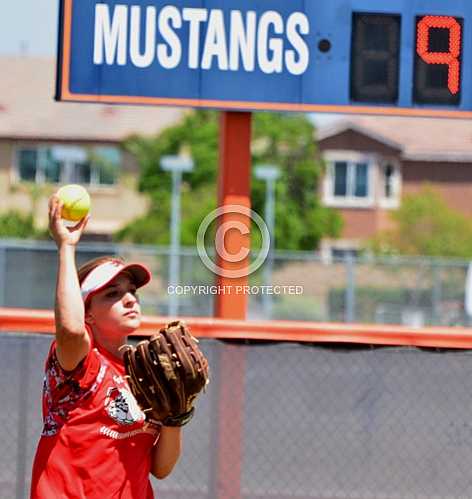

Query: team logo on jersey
left=104, top=386, right=145, bottom=426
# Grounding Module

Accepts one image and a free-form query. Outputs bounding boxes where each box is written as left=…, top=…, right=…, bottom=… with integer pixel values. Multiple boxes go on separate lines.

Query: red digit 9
left=416, top=15, right=461, bottom=94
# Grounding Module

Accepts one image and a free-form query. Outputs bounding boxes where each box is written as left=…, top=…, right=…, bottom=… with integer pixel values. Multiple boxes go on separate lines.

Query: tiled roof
left=317, top=114, right=472, bottom=162
left=0, top=56, right=186, bottom=142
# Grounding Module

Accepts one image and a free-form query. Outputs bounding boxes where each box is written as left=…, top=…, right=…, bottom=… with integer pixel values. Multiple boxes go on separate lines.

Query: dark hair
left=77, top=255, right=125, bottom=286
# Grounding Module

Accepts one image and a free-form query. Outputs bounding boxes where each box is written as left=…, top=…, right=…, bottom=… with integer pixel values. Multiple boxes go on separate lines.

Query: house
left=317, top=115, right=472, bottom=257
left=0, top=56, right=185, bottom=238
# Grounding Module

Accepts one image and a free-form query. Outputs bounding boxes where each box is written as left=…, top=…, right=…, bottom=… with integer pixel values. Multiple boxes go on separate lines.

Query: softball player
left=30, top=195, right=182, bottom=498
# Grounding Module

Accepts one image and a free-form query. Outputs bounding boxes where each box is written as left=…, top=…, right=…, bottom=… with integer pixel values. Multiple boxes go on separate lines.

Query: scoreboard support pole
left=215, top=110, right=252, bottom=319
left=213, top=111, right=252, bottom=499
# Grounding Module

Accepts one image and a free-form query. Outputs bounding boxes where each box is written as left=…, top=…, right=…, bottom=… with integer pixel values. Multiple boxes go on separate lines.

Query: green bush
left=368, top=186, right=472, bottom=258
left=0, top=210, right=38, bottom=239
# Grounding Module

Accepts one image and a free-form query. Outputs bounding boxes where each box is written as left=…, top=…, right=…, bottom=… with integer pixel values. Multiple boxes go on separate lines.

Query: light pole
left=254, top=164, right=280, bottom=318
left=160, top=155, right=194, bottom=316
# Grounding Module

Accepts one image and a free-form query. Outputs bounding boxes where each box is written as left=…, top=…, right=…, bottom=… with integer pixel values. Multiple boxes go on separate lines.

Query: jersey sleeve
left=41, top=335, right=104, bottom=436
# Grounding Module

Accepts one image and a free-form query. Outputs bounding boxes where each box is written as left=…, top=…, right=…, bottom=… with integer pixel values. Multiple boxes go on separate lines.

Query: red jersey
left=31, top=330, right=160, bottom=499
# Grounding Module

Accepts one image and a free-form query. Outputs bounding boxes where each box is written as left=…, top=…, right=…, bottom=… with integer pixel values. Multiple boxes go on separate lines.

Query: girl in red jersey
left=31, top=195, right=181, bottom=499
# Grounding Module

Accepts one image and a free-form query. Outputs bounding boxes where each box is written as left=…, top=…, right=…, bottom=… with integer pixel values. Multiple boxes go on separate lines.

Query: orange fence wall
left=2, top=307, right=472, bottom=349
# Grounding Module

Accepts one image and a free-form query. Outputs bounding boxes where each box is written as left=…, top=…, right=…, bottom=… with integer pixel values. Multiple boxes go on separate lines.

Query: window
left=319, top=239, right=361, bottom=264
left=90, top=147, right=121, bottom=185
left=380, top=160, right=401, bottom=208
left=333, top=161, right=369, bottom=198
left=331, top=248, right=359, bottom=261
left=324, top=154, right=374, bottom=207
left=383, top=163, right=395, bottom=198
left=15, top=145, right=121, bottom=186
left=18, top=149, right=61, bottom=183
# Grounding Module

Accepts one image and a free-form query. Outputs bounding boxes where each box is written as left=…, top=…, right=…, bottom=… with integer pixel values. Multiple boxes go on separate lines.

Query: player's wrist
left=56, top=237, right=79, bottom=251
left=58, top=241, right=77, bottom=251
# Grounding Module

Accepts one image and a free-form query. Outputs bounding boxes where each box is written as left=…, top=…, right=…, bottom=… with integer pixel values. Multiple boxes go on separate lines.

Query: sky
left=0, top=0, right=341, bottom=127
left=0, top=1, right=58, bottom=56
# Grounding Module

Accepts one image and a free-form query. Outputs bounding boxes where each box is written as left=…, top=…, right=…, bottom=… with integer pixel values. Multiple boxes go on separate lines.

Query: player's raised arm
left=48, top=193, right=90, bottom=370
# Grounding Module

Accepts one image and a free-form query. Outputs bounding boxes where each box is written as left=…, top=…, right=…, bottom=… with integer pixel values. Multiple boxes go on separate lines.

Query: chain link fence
left=3, top=332, right=472, bottom=499
left=0, top=240, right=470, bottom=327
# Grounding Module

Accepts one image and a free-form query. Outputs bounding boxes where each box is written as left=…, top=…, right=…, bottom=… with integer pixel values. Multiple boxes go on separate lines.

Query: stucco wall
left=0, top=140, right=149, bottom=236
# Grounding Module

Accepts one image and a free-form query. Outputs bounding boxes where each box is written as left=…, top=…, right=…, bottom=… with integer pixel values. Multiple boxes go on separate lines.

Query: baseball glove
left=121, top=320, right=209, bottom=427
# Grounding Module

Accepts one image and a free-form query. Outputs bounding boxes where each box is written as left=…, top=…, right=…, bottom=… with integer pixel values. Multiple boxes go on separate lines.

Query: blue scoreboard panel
left=56, top=0, right=472, bottom=117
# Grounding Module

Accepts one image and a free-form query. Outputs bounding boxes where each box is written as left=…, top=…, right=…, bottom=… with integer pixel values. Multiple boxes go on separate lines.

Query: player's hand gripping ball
left=56, top=184, right=91, bottom=221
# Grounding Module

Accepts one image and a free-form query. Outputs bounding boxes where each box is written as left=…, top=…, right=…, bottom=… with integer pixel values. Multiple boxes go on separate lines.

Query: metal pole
left=464, top=261, right=472, bottom=325
left=213, top=111, right=252, bottom=499
left=432, top=262, right=442, bottom=325
left=0, top=244, right=6, bottom=306
left=345, top=253, right=356, bottom=322
left=263, top=177, right=276, bottom=317
left=161, top=155, right=193, bottom=317
left=255, top=165, right=279, bottom=319
left=15, top=339, right=30, bottom=499
left=168, top=169, right=182, bottom=316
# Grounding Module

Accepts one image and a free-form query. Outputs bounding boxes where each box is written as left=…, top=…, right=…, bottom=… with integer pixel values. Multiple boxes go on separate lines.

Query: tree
left=368, top=186, right=472, bottom=258
left=115, top=110, right=342, bottom=250
left=0, top=210, right=38, bottom=239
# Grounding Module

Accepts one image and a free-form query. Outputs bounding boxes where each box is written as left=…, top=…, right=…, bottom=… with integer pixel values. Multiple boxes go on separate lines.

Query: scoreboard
left=351, top=14, right=462, bottom=107
left=56, top=0, right=472, bottom=118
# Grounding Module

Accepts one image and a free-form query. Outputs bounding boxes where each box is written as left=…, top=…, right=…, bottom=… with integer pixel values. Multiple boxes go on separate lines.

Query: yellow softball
left=56, top=184, right=91, bottom=221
